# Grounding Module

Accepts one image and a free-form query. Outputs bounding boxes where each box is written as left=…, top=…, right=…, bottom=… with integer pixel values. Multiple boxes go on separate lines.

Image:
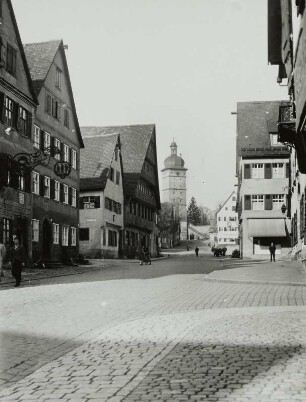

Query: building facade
left=81, top=125, right=161, bottom=258
left=79, top=134, right=124, bottom=258
left=24, top=40, right=84, bottom=263
left=0, top=0, right=38, bottom=261
left=268, top=0, right=306, bottom=263
left=217, top=189, right=239, bottom=253
left=236, top=101, right=291, bottom=259
left=161, top=141, right=188, bottom=239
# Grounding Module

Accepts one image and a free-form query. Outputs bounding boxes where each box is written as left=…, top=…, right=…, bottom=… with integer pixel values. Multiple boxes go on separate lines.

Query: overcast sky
left=12, top=0, right=287, bottom=209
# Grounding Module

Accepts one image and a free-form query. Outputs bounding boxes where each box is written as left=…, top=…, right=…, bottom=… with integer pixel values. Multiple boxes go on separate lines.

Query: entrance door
left=42, top=219, right=51, bottom=260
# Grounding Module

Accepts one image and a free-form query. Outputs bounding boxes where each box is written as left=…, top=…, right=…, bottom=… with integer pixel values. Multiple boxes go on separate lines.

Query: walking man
left=10, top=237, right=26, bottom=287
left=0, top=241, right=6, bottom=281
left=269, top=242, right=276, bottom=262
left=195, top=246, right=199, bottom=257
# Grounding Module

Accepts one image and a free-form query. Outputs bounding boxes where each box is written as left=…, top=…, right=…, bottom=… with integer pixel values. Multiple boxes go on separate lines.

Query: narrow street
left=1, top=245, right=306, bottom=401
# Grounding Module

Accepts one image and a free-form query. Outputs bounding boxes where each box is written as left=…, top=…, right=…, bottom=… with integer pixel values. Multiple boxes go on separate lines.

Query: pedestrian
left=195, top=246, right=199, bottom=257
left=0, top=241, right=6, bottom=281
left=10, top=237, right=26, bottom=287
left=269, top=242, right=276, bottom=262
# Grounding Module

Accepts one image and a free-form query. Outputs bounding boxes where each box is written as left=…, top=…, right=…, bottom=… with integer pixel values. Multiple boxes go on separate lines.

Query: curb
left=202, top=276, right=306, bottom=287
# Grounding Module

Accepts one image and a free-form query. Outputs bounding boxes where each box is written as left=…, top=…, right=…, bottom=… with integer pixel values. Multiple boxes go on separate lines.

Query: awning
left=248, top=219, right=286, bottom=237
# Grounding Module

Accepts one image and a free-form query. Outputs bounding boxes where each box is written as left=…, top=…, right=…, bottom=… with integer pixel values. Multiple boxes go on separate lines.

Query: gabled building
left=79, top=133, right=124, bottom=258
left=267, top=1, right=306, bottom=264
left=217, top=189, right=239, bottom=253
left=24, top=40, right=84, bottom=263
left=0, top=0, right=38, bottom=259
left=81, top=125, right=161, bottom=258
left=236, top=101, right=291, bottom=259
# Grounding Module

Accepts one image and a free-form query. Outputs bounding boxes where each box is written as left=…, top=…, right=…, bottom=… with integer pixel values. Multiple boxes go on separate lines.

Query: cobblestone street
left=1, top=254, right=306, bottom=401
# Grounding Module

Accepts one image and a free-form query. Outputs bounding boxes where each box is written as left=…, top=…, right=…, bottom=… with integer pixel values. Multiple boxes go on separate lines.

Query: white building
left=217, top=189, right=239, bottom=253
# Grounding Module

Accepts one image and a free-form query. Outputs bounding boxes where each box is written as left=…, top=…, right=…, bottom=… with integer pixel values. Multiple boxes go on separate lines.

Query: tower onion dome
left=164, top=140, right=185, bottom=169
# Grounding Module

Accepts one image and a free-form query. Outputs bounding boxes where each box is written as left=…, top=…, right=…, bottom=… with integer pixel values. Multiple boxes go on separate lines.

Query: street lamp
left=281, top=204, right=287, bottom=215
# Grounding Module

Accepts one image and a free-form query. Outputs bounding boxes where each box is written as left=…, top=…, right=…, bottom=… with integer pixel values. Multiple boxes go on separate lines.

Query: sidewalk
left=207, top=258, right=306, bottom=286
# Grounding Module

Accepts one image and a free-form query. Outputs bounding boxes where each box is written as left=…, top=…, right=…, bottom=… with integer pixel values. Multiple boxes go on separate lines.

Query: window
left=79, top=228, right=89, bottom=241
left=62, top=226, right=69, bottom=246
left=71, top=149, right=77, bottom=169
left=116, top=171, right=120, bottom=185
left=32, top=171, right=39, bottom=195
left=272, top=194, right=285, bottom=210
left=18, top=175, right=24, bottom=191
left=71, top=227, right=76, bottom=246
left=44, top=176, right=50, bottom=198
left=272, top=163, right=285, bottom=178
left=32, top=219, right=39, bottom=242
left=80, top=196, right=100, bottom=209
left=232, top=206, right=236, bottom=211
left=64, top=109, right=69, bottom=128
left=271, top=134, right=281, bottom=146
left=63, top=144, right=69, bottom=162
left=45, top=92, right=52, bottom=114
left=5, top=97, right=13, bottom=126
left=102, top=227, right=106, bottom=246
left=72, top=188, right=76, bottom=207
left=56, top=68, right=62, bottom=89
left=52, top=98, right=60, bottom=119
left=251, top=164, right=264, bottom=179
left=3, top=218, right=12, bottom=246
left=53, top=223, right=59, bottom=244
left=54, top=138, right=61, bottom=160
left=19, top=107, right=27, bottom=136
left=63, top=184, right=68, bottom=204
left=232, top=196, right=236, bottom=201
left=218, top=217, right=221, bottom=221
left=109, top=167, right=114, bottom=181
left=44, top=131, right=51, bottom=153
left=33, top=125, right=40, bottom=148
left=6, top=44, right=16, bottom=76
left=54, top=180, right=60, bottom=201
left=251, top=195, right=264, bottom=210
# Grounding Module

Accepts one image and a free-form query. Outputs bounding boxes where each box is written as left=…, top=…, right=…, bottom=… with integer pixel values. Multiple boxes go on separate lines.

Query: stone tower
left=161, top=141, right=188, bottom=221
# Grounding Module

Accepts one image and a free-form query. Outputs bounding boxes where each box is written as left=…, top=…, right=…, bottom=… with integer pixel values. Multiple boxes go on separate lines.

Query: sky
left=12, top=0, right=288, bottom=209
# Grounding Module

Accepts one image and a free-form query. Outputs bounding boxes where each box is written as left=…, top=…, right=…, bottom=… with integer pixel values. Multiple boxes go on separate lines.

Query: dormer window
left=270, top=133, right=282, bottom=147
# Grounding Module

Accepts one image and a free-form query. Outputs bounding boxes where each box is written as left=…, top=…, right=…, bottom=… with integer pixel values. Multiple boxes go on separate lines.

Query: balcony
left=278, top=102, right=296, bottom=145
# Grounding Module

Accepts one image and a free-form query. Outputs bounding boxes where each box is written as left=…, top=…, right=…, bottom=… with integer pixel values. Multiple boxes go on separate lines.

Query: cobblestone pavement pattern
left=1, top=258, right=306, bottom=400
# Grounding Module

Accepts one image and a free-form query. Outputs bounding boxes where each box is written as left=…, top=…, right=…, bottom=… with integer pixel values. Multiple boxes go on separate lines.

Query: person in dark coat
left=10, top=237, right=26, bottom=287
left=195, top=246, right=199, bottom=257
left=269, top=242, right=276, bottom=262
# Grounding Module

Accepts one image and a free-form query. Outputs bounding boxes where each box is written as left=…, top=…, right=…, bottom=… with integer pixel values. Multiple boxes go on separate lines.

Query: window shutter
left=69, top=148, right=73, bottom=165
left=24, top=171, right=31, bottom=193
left=26, top=111, right=32, bottom=138
left=50, top=136, right=55, bottom=157
left=286, top=162, right=290, bottom=178
left=39, top=175, right=44, bottom=196
left=0, top=91, right=5, bottom=122
left=265, top=194, right=272, bottom=210
left=244, top=164, right=251, bottom=179
left=50, top=179, right=55, bottom=200
left=40, top=130, right=45, bottom=151
left=244, top=195, right=251, bottom=210
left=264, top=163, right=272, bottom=179
left=12, top=102, right=19, bottom=130
left=68, top=186, right=72, bottom=205
left=61, top=142, right=64, bottom=161
left=94, top=196, right=100, bottom=208
left=60, top=183, right=64, bottom=202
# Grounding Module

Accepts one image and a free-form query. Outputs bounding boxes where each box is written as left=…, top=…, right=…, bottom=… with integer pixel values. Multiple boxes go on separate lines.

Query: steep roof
left=216, top=189, right=237, bottom=215
left=81, top=125, right=160, bottom=207
left=24, top=39, right=84, bottom=148
left=6, top=0, right=38, bottom=105
left=24, top=40, right=61, bottom=96
left=80, top=133, right=119, bottom=191
left=236, top=100, right=284, bottom=173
